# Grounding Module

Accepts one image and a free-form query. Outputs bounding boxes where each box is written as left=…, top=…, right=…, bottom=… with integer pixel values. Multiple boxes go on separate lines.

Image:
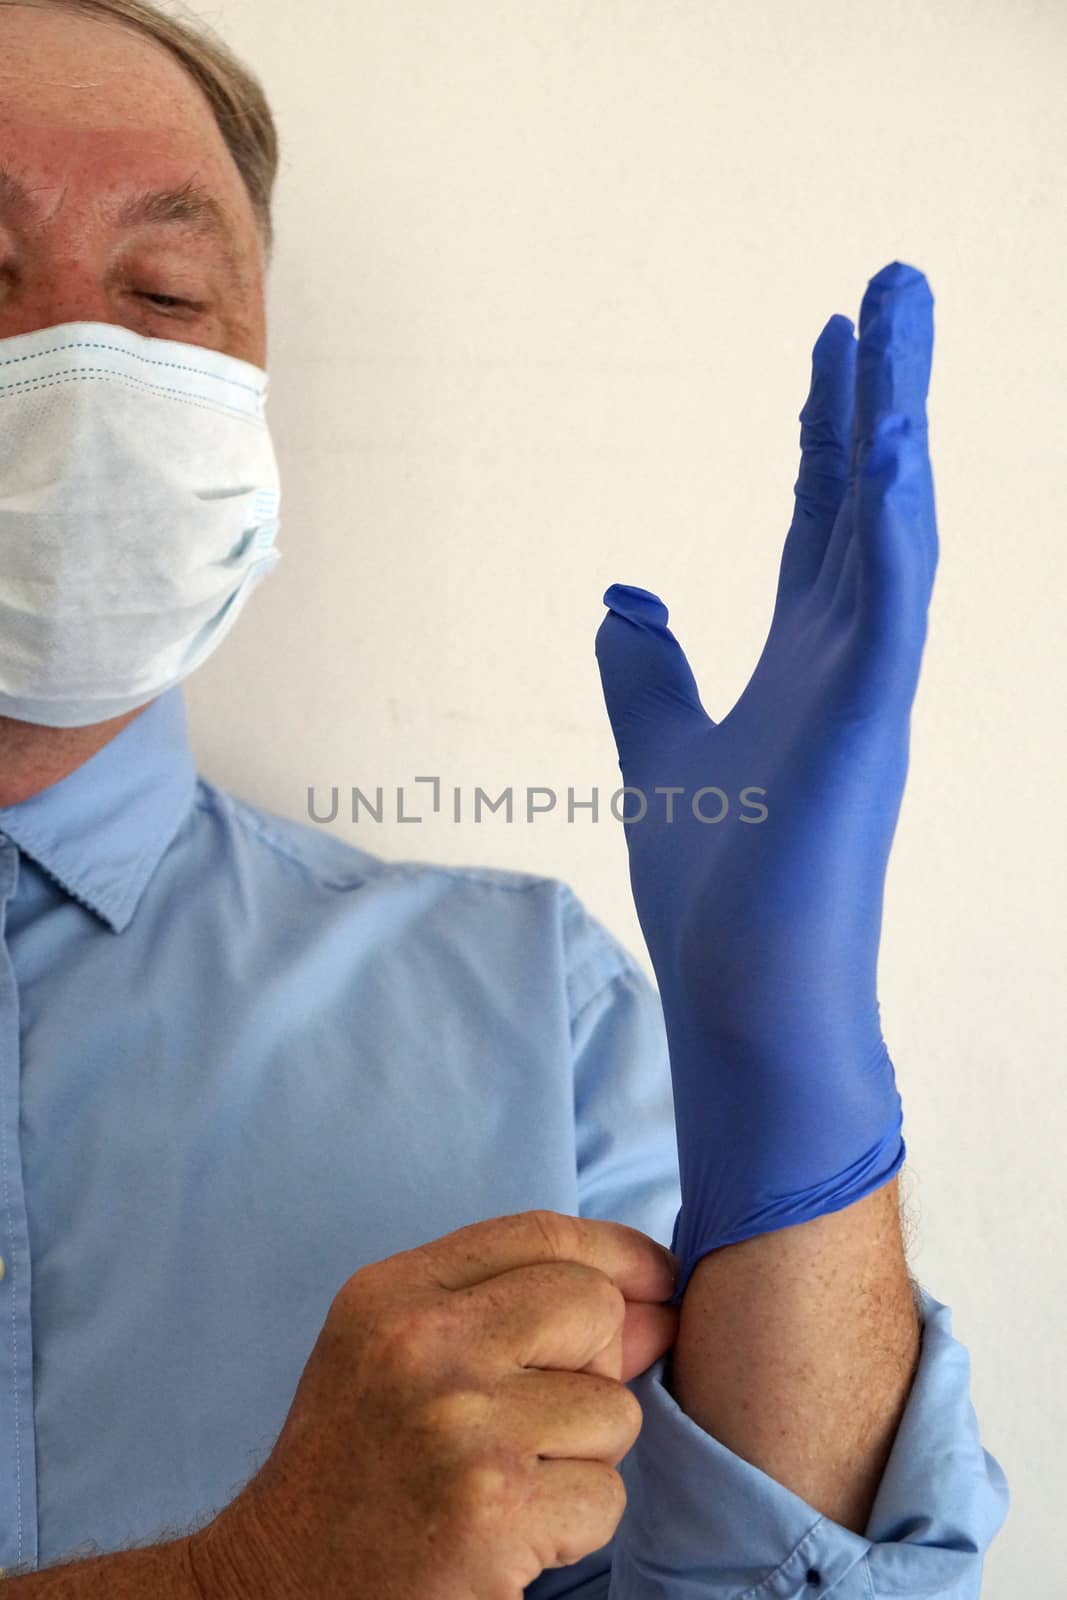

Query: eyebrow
left=0, top=167, right=245, bottom=276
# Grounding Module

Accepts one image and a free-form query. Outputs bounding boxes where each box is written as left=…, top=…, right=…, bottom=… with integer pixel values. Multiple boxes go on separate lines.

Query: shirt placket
left=0, top=834, right=38, bottom=1576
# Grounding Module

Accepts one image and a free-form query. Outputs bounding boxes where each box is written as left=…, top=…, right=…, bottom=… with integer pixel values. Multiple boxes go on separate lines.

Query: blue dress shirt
left=0, top=687, right=1008, bottom=1594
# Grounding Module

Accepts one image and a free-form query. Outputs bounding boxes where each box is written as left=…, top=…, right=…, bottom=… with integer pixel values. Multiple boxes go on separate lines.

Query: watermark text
left=307, top=778, right=770, bottom=826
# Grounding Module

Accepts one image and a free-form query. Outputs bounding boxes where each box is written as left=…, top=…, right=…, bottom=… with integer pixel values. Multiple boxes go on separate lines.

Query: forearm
left=667, top=1175, right=921, bottom=1536
left=2, top=1537, right=203, bottom=1598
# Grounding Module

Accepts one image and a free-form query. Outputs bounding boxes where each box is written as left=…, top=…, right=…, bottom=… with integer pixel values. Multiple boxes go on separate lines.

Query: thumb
left=595, top=584, right=710, bottom=774
left=620, top=1299, right=680, bottom=1384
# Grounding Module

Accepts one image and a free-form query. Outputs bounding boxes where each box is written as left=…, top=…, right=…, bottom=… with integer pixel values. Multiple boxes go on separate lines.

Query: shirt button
left=0, top=1256, right=6, bottom=1281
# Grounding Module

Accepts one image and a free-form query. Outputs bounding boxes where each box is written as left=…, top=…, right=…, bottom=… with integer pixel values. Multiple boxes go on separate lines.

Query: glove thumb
left=595, top=585, right=710, bottom=776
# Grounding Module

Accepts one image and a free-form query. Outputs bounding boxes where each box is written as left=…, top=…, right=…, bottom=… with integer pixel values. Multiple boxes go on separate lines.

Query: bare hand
left=191, top=1211, right=680, bottom=1599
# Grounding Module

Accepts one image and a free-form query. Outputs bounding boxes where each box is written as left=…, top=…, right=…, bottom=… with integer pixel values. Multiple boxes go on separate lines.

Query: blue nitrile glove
left=596, top=261, right=938, bottom=1307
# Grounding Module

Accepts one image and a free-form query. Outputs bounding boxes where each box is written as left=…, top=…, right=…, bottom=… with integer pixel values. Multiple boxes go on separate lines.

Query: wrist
left=186, top=1508, right=270, bottom=1600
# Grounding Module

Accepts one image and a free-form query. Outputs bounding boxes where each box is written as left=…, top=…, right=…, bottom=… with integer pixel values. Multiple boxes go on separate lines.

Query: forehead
left=0, top=4, right=220, bottom=128
left=0, top=124, right=225, bottom=188
left=0, top=6, right=243, bottom=204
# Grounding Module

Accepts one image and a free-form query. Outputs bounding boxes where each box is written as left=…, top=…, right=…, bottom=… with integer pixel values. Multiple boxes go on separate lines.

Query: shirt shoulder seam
left=194, top=782, right=599, bottom=902
left=194, top=783, right=380, bottom=888
left=558, top=882, right=647, bottom=1023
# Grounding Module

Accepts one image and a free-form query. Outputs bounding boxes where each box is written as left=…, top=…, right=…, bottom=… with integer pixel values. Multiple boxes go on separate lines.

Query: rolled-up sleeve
left=535, top=889, right=1011, bottom=1598
left=613, top=1286, right=1009, bottom=1597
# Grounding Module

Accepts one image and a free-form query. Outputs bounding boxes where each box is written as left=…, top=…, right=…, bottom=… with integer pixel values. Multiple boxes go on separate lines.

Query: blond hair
left=1, top=0, right=279, bottom=264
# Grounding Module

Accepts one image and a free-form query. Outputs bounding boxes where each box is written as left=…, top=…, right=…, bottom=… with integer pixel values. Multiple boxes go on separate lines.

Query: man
left=0, top=3, right=1009, bottom=1595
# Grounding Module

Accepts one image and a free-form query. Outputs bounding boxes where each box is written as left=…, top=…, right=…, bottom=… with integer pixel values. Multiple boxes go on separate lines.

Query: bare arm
left=667, top=1175, right=921, bottom=1537
left=2, top=1536, right=206, bottom=1598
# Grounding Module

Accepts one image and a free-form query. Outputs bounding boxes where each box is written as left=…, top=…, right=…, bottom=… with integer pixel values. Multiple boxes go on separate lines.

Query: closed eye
left=140, top=293, right=197, bottom=311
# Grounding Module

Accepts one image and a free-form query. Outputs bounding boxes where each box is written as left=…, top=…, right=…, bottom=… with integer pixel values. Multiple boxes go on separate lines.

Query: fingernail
left=603, top=584, right=670, bottom=630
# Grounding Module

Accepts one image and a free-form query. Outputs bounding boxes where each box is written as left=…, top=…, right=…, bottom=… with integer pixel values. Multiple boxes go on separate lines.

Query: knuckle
left=416, top=1388, right=492, bottom=1441
left=581, top=1275, right=626, bottom=1348
left=550, top=1466, right=627, bottom=1569
left=603, top=1463, right=628, bottom=1522
left=586, top=1460, right=628, bottom=1532
left=596, top=1274, right=627, bottom=1327
left=615, top=1384, right=644, bottom=1446
left=375, top=1302, right=450, bottom=1380
left=527, top=1208, right=571, bottom=1258
left=452, top=1456, right=529, bottom=1529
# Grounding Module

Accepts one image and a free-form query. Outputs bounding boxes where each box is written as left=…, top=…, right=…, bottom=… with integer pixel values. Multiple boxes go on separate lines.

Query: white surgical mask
left=0, top=320, right=282, bottom=728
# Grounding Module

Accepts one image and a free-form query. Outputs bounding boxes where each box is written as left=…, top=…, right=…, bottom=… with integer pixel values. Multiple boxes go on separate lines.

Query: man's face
left=0, top=3, right=267, bottom=368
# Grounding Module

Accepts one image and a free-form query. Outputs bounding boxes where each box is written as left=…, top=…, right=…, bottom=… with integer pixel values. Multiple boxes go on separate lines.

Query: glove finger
left=776, top=315, right=856, bottom=608
left=818, top=262, right=934, bottom=605
left=595, top=584, right=712, bottom=776
left=854, top=413, right=938, bottom=688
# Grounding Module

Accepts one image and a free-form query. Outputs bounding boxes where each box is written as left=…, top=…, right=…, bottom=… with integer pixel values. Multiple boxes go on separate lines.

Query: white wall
left=185, top=3, right=1065, bottom=1590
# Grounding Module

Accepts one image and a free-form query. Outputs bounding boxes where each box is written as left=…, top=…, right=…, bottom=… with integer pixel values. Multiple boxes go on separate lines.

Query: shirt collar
left=0, top=688, right=199, bottom=934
